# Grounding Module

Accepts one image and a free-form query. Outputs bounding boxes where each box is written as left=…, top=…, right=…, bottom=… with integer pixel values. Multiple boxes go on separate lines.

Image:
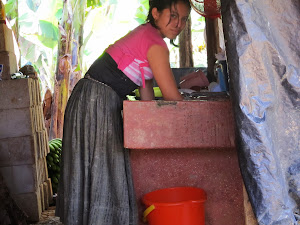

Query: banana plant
left=49, top=0, right=122, bottom=139
left=4, top=0, right=188, bottom=139
left=134, top=0, right=148, bottom=24
left=4, top=0, right=151, bottom=96
left=5, top=0, right=62, bottom=97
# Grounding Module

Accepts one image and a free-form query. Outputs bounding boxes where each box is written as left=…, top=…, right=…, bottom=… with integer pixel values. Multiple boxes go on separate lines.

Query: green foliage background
left=4, top=0, right=206, bottom=97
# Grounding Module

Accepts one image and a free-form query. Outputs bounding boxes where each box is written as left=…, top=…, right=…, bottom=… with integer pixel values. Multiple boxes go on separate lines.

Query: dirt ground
left=30, top=206, right=63, bottom=225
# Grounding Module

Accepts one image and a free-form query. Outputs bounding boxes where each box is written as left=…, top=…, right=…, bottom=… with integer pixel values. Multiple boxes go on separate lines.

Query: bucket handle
left=143, top=205, right=155, bottom=223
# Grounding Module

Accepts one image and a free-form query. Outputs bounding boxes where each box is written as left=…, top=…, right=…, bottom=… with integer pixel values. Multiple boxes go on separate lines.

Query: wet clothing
left=55, top=52, right=138, bottom=225
left=106, top=22, right=168, bottom=87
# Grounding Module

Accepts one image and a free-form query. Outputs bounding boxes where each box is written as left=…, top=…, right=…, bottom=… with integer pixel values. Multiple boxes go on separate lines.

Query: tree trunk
left=179, top=17, right=194, bottom=68
left=205, top=18, right=218, bottom=82
left=49, top=0, right=86, bottom=140
left=69, top=0, right=85, bottom=94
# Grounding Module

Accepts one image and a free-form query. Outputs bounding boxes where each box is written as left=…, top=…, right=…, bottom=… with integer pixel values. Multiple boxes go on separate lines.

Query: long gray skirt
left=55, top=78, right=138, bottom=225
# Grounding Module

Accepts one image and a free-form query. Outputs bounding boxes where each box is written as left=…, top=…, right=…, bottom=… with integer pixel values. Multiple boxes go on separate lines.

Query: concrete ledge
left=0, top=51, right=18, bottom=80
left=0, top=107, right=33, bottom=139
left=123, top=100, right=235, bottom=149
left=0, top=135, right=36, bottom=166
left=12, top=190, right=42, bottom=222
left=0, top=79, right=31, bottom=109
left=130, top=148, right=245, bottom=225
left=0, top=78, right=41, bottom=109
left=0, top=164, right=37, bottom=194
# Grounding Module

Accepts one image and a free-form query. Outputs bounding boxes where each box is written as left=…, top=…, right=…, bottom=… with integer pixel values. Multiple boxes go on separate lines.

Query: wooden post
left=205, top=17, right=219, bottom=82
left=49, top=0, right=86, bottom=140
left=179, top=17, right=194, bottom=68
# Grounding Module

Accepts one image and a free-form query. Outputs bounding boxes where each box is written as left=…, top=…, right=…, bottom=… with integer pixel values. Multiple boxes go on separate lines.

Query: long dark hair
left=146, top=0, right=191, bottom=46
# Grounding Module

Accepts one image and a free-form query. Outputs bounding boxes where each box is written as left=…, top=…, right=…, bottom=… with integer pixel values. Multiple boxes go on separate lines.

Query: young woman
left=55, top=0, right=191, bottom=224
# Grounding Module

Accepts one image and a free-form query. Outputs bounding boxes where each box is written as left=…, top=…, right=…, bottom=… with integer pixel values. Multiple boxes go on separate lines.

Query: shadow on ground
left=30, top=206, right=63, bottom=225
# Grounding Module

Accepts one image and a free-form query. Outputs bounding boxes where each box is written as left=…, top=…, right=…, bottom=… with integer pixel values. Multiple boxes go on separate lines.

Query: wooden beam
left=205, top=17, right=219, bottom=82
left=179, top=17, right=194, bottom=68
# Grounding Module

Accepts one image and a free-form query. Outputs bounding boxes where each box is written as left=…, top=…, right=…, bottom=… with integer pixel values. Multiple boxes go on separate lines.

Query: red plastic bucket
left=142, top=187, right=207, bottom=225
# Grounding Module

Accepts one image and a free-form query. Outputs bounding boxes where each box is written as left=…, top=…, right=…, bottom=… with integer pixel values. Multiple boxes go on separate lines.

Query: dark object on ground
left=19, top=65, right=38, bottom=79
left=0, top=173, right=28, bottom=225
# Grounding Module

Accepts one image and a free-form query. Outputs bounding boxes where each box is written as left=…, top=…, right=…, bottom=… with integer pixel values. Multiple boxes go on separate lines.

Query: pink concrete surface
left=123, top=99, right=245, bottom=225
left=123, top=100, right=235, bottom=149
left=130, top=148, right=245, bottom=225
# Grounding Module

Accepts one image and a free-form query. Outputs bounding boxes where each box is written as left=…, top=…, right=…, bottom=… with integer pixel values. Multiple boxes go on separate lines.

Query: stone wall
left=0, top=78, right=52, bottom=222
left=0, top=23, right=18, bottom=80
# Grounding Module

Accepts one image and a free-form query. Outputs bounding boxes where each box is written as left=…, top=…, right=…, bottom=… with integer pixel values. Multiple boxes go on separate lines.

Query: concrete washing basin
left=123, top=93, right=235, bottom=150
left=123, top=96, right=248, bottom=225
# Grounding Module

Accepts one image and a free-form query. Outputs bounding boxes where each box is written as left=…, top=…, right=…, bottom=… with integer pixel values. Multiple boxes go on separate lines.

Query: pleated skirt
left=55, top=78, right=138, bottom=225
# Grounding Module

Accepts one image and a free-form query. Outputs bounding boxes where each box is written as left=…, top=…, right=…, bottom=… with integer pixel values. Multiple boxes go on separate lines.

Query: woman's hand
left=139, top=79, right=155, bottom=100
left=147, top=44, right=183, bottom=101
left=179, top=70, right=209, bottom=91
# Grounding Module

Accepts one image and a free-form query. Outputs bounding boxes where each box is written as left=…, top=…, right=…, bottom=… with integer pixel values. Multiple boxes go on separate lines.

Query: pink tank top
left=106, top=23, right=168, bottom=88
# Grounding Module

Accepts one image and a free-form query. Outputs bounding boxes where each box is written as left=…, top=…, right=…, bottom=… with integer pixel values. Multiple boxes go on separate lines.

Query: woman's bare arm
left=147, top=45, right=183, bottom=101
left=139, top=79, right=155, bottom=100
